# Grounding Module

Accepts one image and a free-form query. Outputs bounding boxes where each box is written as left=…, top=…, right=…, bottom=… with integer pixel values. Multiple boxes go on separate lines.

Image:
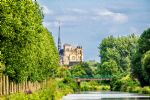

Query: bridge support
left=76, top=78, right=81, bottom=92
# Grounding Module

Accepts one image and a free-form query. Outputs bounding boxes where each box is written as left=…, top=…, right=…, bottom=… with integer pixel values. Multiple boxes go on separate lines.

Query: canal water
left=62, top=91, right=150, bottom=100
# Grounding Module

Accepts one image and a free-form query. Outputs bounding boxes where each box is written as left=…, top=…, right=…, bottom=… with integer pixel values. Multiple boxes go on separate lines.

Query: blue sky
left=37, top=0, right=150, bottom=62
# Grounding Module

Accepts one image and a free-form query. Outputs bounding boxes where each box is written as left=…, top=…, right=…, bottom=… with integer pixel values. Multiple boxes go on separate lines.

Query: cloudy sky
left=37, top=0, right=150, bottom=62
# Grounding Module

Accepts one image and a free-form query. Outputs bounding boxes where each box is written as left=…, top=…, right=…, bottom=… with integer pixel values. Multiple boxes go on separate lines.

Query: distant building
left=57, top=22, right=83, bottom=66
left=60, top=44, right=83, bottom=66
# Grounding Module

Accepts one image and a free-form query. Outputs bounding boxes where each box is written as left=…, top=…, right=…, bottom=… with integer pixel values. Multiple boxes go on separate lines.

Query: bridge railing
left=71, top=75, right=112, bottom=79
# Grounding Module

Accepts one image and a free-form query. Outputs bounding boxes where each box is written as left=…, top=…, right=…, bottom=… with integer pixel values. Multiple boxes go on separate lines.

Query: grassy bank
left=81, top=81, right=110, bottom=91
left=119, top=86, right=150, bottom=94
left=2, top=76, right=149, bottom=100
left=1, top=78, right=74, bottom=100
left=111, top=74, right=150, bottom=95
left=0, top=78, right=111, bottom=100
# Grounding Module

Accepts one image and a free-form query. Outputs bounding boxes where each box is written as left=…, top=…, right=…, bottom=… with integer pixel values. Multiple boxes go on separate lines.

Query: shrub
left=80, top=82, right=110, bottom=91
left=101, top=85, right=110, bottom=90
left=142, top=86, right=150, bottom=94
left=127, top=86, right=142, bottom=93
left=111, top=73, right=140, bottom=91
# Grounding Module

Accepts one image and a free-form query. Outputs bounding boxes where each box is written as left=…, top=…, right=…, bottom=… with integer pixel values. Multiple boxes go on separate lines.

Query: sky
left=37, top=0, right=150, bottom=62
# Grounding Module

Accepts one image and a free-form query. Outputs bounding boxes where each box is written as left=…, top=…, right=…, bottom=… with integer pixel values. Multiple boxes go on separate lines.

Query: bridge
left=72, top=75, right=112, bottom=92
left=72, top=75, right=112, bottom=82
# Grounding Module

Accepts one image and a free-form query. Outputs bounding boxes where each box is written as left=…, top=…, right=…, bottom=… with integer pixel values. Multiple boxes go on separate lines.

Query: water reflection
left=62, top=91, right=150, bottom=100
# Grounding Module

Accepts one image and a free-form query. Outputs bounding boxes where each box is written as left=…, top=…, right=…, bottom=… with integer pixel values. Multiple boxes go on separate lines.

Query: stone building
left=60, top=44, right=83, bottom=66
left=57, top=23, right=83, bottom=66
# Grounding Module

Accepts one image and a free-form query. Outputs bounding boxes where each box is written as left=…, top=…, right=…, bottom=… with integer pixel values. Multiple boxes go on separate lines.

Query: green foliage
left=87, top=61, right=100, bottom=76
left=0, top=51, right=5, bottom=76
left=99, top=34, right=138, bottom=74
left=98, top=60, right=118, bottom=76
left=4, top=79, right=56, bottom=100
left=58, top=77, right=77, bottom=92
left=98, top=28, right=150, bottom=94
left=111, top=73, right=140, bottom=91
left=81, top=62, right=93, bottom=77
left=142, top=86, right=150, bottom=94
left=69, top=63, right=92, bottom=77
left=56, top=67, right=71, bottom=78
left=131, top=28, right=150, bottom=86
left=70, top=64, right=86, bottom=77
left=69, top=62, right=93, bottom=78
left=0, top=0, right=59, bottom=82
left=80, top=81, right=110, bottom=91
left=3, top=79, right=74, bottom=100
left=98, top=34, right=140, bottom=89
left=141, top=50, right=150, bottom=84
left=138, top=28, right=150, bottom=54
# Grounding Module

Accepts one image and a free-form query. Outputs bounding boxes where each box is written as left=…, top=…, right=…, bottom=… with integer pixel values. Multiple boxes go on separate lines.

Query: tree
left=70, top=64, right=86, bottom=77
left=0, top=0, right=59, bottom=82
left=131, top=28, right=150, bottom=86
left=0, top=51, right=5, bottom=76
left=141, top=50, right=150, bottom=84
left=56, top=67, right=71, bottom=78
left=81, top=62, right=93, bottom=77
left=98, top=34, right=138, bottom=73
left=138, top=28, right=150, bottom=54
left=98, top=60, right=118, bottom=76
left=99, top=35, right=115, bottom=63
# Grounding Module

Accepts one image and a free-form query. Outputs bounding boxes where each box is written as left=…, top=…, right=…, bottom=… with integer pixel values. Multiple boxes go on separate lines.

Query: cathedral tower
left=57, top=21, right=83, bottom=66
left=58, top=21, right=61, bottom=52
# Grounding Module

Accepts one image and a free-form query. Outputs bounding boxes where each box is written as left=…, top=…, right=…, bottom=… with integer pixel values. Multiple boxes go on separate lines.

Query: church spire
left=58, top=21, right=61, bottom=52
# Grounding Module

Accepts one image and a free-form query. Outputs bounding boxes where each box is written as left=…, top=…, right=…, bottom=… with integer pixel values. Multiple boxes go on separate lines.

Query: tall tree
left=0, top=51, right=5, bottom=76
left=0, top=0, right=59, bottom=82
left=98, top=34, right=138, bottom=76
left=131, top=28, right=150, bottom=86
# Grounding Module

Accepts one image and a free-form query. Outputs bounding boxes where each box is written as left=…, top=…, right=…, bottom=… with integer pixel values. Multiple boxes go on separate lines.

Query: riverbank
left=0, top=78, right=110, bottom=100
left=1, top=78, right=74, bottom=100
left=1, top=77, right=150, bottom=100
left=111, top=74, right=150, bottom=95
left=116, top=86, right=150, bottom=95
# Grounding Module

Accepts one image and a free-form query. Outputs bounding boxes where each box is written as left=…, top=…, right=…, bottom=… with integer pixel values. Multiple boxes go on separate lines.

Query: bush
left=100, top=85, right=110, bottom=90
left=126, top=86, right=142, bottom=93
left=132, top=86, right=142, bottom=93
left=80, top=81, right=110, bottom=91
left=142, top=86, right=150, bottom=94
left=111, top=73, right=140, bottom=91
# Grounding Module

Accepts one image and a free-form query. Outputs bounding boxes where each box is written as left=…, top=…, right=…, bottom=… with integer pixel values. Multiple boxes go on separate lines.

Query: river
left=62, top=91, right=150, bottom=100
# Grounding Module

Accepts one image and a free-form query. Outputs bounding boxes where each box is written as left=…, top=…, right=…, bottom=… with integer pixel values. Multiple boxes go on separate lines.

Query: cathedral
left=57, top=23, right=83, bottom=66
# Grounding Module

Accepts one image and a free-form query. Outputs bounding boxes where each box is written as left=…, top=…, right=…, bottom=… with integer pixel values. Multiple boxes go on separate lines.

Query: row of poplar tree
left=0, top=0, right=59, bottom=83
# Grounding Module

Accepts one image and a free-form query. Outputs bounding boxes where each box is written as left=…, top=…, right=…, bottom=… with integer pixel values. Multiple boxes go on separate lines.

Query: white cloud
left=43, top=20, right=72, bottom=28
left=42, top=5, right=54, bottom=15
left=67, top=8, right=88, bottom=14
left=43, top=21, right=59, bottom=28
left=56, top=15, right=78, bottom=22
left=113, top=13, right=128, bottom=23
left=93, top=9, right=128, bottom=23
left=42, top=7, right=128, bottom=29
